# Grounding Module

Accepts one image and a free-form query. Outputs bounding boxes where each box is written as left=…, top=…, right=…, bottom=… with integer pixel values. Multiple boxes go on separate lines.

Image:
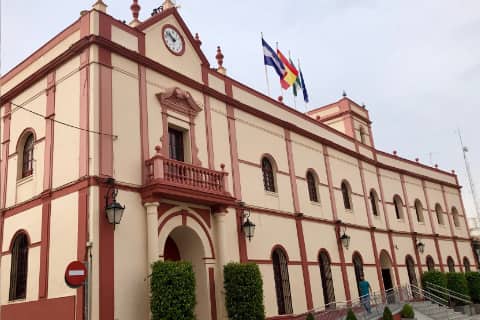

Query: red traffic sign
left=65, top=261, right=87, bottom=288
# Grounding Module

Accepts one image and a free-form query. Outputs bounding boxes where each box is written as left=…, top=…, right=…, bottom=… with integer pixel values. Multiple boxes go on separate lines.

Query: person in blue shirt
left=359, top=275, right=372, bottom=313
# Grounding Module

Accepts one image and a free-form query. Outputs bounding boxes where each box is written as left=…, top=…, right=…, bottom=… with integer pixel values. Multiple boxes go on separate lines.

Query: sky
left=1, top=0, right=479, bottom=218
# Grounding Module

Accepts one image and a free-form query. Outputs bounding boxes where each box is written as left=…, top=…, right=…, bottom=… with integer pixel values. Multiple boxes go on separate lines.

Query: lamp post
left=416, top=240, right=425, bottom=254
left=239, top=201, right=255, bottom=241
left=340, top=230, right=351, bottom=250
left=105, top=178, right=125, bottom=229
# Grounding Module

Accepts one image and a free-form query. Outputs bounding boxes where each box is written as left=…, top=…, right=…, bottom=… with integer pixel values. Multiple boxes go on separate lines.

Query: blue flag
left=262, top=38, right=285, bottom=78
left=299, top=68, right=309, bottom=103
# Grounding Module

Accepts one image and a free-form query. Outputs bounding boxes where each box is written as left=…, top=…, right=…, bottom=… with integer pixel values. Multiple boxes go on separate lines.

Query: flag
left=262, top=38, right=285, bottom=78
left=277, top=49, right=298, bottom=89
left=299, top=68, right=309, bottom=103
left=290, top=59, right=302, bottom=97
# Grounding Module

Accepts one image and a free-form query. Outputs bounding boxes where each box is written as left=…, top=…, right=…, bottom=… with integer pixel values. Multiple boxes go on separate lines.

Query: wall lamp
left=339, top=224, right=351, bottom=250
left=105, top=178, right=125, bottom=229
left=416, top=240, right=425, bottom=254
left=239, top=201, right=256, bottom=242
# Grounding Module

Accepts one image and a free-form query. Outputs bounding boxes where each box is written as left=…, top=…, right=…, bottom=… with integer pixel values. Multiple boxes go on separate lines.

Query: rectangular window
left=168, top=128, right=184, bottom=162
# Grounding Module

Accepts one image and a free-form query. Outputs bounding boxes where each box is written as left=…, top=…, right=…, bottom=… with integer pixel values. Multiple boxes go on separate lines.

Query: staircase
left=410, top=300, right=472, bottom=320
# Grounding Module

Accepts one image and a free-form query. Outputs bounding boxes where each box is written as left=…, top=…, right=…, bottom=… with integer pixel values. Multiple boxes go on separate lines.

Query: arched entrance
left=352, top=252, right=364, bottom=297
left=405, top=255, right=418, bottom=287
left=162, top=225, right=210, bottom=320
left=319, top=250, right=336, bottom=307
left=379, top=251, right=394, bottom=292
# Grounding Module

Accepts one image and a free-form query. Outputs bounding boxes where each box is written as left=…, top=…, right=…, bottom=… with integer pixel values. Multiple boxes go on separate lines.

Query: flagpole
left=289, top=50, right=297, bottom=109
left=276, top=41, right=284, bottom=100
left=261, top=32, right=271, bottom=97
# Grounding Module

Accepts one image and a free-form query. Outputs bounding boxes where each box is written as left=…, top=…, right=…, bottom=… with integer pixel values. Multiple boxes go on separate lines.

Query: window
left=262, top=157, right=276, bottom=192
left=393, top=195, right=404, bottom=220
left=447, top=256, right=455, bottom=272
left=426, top=256, right=435, bottom=271
left=21, top=133, right=34, bottom=178
left=168, top=127, right=185, bottom=162
left=307, top=171, right=318, bottom=202
left=463, top=257, right=471, bottom=272
left=414, top=199, right=424, bottom=223
left=369, top=189, right=379, bottom=216
left=406, top=255, right=418, bottom=288
left=272, top=247, right=293, bottom=315
left=341, top=181, right=352, bottom=210
left=452, top=207, right=460, bottom=227
left=435, top=204, right=444, bottom=225
left=359, top=127, right=366, bottom=144
left=319, top=250, right=335, bottom=307
left=9, top=232, right=29, bottom=301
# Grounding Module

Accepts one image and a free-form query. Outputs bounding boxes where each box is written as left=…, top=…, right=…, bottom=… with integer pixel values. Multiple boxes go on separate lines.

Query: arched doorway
left=162, top=226, right=210, bottom=320
left=318, top=250, right=335, bottom=307
left=406, top=255, right=418, bottom=297
left=380, top=251, right=394, bottom=290
left=352, top=252, right=364, bottom=297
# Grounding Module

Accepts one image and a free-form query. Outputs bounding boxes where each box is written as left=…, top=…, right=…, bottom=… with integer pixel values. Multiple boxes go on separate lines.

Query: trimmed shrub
left=447, top=272, right=470, bottom=306
left=422, top=270, right=447, bottom=299
left=382, top=306, right=393, bottom=320
left=224, top=262, right=265, bottom=320
left=400, top=303, right=415, bottom=318
left=465, top=272, right=480, bottom=303
left=150, top=261, right=196, bottom=320
left=346, top=308, right=357, bottom=320
left=306, top=312, right=315, bottom=320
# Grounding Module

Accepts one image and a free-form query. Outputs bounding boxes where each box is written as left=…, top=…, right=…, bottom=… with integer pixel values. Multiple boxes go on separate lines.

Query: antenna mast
left=458, top=130, right=480, bottom=220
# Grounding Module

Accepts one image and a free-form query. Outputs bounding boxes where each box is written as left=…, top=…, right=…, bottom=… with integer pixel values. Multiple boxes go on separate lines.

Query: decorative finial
left=434, top=164, right=438, bottom=169
left=393, top=150, right=397, bottom=156
left=415, top=158, right=419, bottom=162
left=130, top=0, right=141, bottom=27
left=342, top=90, right=347, bottom=97
left=278, top=96, right=284, bottom=103
left=162, top=0, right=176, bottom=10
left=216, top=46, right=226, bottom=74
left=194, top=33, right=202, bottom=47
left=361, top=103, right=366, bottom=108
left=451, top=170, right=456, bottom=174
left=92, top=0, right=108, bottom=12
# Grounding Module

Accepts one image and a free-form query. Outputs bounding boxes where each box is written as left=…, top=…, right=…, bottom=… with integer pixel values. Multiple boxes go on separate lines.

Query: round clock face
left=163, top=26, right=184, bottom=55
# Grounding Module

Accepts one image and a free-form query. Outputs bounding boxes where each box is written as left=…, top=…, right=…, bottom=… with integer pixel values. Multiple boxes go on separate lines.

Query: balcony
left=143, top=151, right=235, bottom=207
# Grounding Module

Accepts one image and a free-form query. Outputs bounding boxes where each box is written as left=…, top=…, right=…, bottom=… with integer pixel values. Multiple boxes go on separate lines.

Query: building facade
left=0, top=1, right=476, bottom=319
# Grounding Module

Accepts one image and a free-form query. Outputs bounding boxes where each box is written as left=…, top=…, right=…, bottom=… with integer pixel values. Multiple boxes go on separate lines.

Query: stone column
left=144, top=202, right=160, bottom=270
left=214, top=208, right=229, bottom=319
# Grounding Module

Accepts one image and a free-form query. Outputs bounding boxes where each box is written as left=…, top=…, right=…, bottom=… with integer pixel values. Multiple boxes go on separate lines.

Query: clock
left=162, top=25, right=185, bottom=55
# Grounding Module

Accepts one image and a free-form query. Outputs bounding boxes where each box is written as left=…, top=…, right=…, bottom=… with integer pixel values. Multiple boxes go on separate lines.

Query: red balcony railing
left=145, top=153, right=229, bottom=195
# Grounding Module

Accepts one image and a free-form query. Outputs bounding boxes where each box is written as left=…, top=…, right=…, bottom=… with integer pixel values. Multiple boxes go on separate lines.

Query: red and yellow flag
left=276, top=49, right=299, bottom=89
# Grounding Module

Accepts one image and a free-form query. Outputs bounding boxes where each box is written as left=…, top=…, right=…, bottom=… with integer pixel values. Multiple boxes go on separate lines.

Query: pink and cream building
left=0, top=1, right=476, bottom=319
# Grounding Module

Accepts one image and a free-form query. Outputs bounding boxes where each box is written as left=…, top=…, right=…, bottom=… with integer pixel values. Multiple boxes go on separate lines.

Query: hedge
left=305, top=313, right=315, bottom=320
left=224, top=262, right=265, bottom=320
left=422, top=270, right=447, bottom=299
left=346, top=308, right=357, bottom=320
left=446, top=272, right=470, bottom=306
left=150, top=261, right=196, bottom=320
left=400, top=304, right=415, bottom=318
left=465, top=272, right=480, bottom=303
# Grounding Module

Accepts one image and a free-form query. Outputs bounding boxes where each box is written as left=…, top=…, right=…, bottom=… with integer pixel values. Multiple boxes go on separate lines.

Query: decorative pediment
left=156, top=87, right=202, bottom=117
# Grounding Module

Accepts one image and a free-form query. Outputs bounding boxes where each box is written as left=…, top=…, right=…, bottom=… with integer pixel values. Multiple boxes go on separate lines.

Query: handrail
left=425, top=281, right=472, bottom=303
left=409, top=284, right=452, bottom=320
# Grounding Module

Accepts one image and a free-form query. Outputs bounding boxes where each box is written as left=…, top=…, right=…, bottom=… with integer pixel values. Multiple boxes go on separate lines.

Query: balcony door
left=169, top=127, right=184, bottom=162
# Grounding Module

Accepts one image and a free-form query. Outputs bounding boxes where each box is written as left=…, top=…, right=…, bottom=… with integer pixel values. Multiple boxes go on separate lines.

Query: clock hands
left=166, top=30, right=176, bottom=43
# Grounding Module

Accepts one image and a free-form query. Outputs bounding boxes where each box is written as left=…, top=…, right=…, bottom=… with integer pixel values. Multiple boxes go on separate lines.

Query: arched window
left=272, top=247, right=293, bottom=315
left=369, top=189, right=379, bottom=216
left=393, top=195, right=404, bottom=220
left=414, top=199, right=424, bottom=223
left=447, top=256, right=455, bottom=272
left=426, top=256, right=435, bottom=271
left=9, top=232, right=29, bottom=301
left=435, top=204, right=444, bottom=225
left=341, top=181, right=352, bottom=210
left=262, top=157, right=276, bottom=192
left=359, top=127, right=367, bottom=144
left=463, top=257, right=471, bottom=272
left=318, top=250, right=335, bottom=307
left=452, top=207, right=460, bottom=228
left=352, top=253, right=364, bottom=297
left=307, top=171, right=319, bottom=202
left=406, top=255, right=418, bottom=288
left=21, top=133, right=34, bottom=178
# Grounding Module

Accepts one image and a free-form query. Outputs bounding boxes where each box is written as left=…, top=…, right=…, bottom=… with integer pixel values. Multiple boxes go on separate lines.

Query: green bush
left=447, top=272, right=470, bottom=306
left=305, top=313, right=315, bottom=320
left=400, top=304, right=415, bottom=318
left=346, top=308, right=357, bottom=320
left=382, top=306, right=393, bottom=320
left=224, top=262, right=265, bottom=320
left=465, top=272, right=480, bottom=303
left=422, top=270, right=448, bottom=299
left=150, top=261, right=196, bottom=320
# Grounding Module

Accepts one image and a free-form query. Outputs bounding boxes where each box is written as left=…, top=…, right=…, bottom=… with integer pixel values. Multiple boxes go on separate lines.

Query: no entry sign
left=65, top=261, right=87, bottom=288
